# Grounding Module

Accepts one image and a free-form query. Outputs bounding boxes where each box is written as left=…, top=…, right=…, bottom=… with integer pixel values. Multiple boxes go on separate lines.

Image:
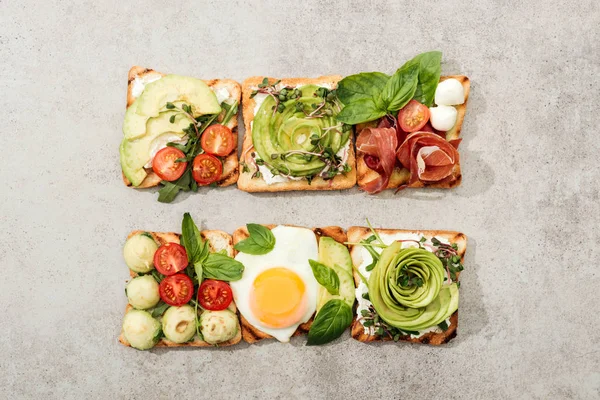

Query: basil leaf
left=309, top=260, right=340, bottom=295
left=234, top=224, right=275, bottom=255
left=306, top=299, right=353, bottom=346
left=337, top=72, right=389, bottom=104
left=151, top=302, right=170, bottom=318
left=380, top=63, right=419, bottom=111
left=335, top=98, right=387, bottom=125
left=405, top=51, right=442, bottom=107
left=194, top=261, right=203, bottom=285
left=202, top=253, right=244, bottom=281
left=181, top=213, right=209, bottom=264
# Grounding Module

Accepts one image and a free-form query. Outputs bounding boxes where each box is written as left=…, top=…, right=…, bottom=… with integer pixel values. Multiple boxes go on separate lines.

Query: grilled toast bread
left=118, top=230, right=242, bottom=348
left=121, top=66, right=241, bottom=188
left=356, top=75, right=470, bottom=191
left=347, top=226, right=467, bottom=345
left=237, top=76, right=357, bottom=192
left=232, top=224, right=348, bottom=343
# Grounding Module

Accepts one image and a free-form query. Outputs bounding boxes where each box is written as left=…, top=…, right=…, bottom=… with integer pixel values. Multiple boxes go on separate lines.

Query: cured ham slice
left=397, top=132, right=459, bottom=184
left=356, top=127, right=397, bottom=194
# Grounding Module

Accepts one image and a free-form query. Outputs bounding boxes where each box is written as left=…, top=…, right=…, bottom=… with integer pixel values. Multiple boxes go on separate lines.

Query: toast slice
left=356, top=75, right=470, bottom=191
left=232, top=225, right=347, bottom=343
left=121, top=66, right=241, bottom=188
left=347, top=226, right=467, bottom=345
left=237, top=76, right=357, bottom=192
left=118, top=230, right=242, bottom=348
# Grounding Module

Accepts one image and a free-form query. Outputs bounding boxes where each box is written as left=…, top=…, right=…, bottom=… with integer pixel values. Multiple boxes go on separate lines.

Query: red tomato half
left=159, top=274, right=194, bottom=306
left=197, top=280, right=233, bottom=311
left=152, top=147, right=187, bottom=181
left=153, top=243, right=188, bottom=276
left=201, top=125, right=235, bottom=157
left=192, top=154, right=222, bottom=185
left=398, top=100, right=430, bottom=133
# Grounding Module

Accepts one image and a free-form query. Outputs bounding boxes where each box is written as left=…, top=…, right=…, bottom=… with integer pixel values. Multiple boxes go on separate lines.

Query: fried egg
left=230, top=225, right=318, bottom=342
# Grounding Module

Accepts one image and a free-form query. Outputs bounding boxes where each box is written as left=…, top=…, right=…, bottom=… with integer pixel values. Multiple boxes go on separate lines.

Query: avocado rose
left=252, top=84, right=350, bottom=179
left=368, top=242, right=459, bottom=331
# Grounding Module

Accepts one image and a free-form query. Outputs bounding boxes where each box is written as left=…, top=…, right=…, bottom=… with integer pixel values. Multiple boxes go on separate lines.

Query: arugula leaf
left=202, top=253, right=244, bottom=281
left=151, top=302, right=170, bottom=318
left=157, top=170, right=192, bottom=203
left=335, top=98, right=387, bottom=125
left=337, top=72, right=390, bottom=104
left=309, top=260, right=340, bottom=295
left=380, top=63, right=419, bottom=111
left=306, top=299, right=353, bottom=346
left=233, top=224, right=275, bottom=255
left=221, top=100, right=239, bottom=126
left=405, top=51, right=442, bottom=107
left=181, top=212, right=209, bottom=265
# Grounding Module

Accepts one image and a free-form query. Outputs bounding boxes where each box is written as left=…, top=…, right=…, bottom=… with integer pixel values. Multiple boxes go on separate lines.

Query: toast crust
left=118, top=230, right=242, bottom=348
left=237, top=76, right=357, bottom=192
left=232, top=224, right=347, bottom=343
left=356, top=75, right=470, bottom=191
left=347, top=226, right=467, bottom=345
left=121, top=66, right=241, bottom=189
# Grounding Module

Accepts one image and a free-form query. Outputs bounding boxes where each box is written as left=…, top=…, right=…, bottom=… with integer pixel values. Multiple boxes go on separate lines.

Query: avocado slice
left=319, top=237, right=353, bottom=276
left=316, top=264, right=355, bottom=312
left=162, top=305, right=196, bottom=343
left=368, top=243, right=459, bottom=331
left=123, top=100, right=148, bottom=140
left=136, top=74, right=221, bottom=118
left=120, top=111, right=192, bottom=186
left=122, top=310, right=161, bottom=350
left=252, top=84, right=348, bottom=178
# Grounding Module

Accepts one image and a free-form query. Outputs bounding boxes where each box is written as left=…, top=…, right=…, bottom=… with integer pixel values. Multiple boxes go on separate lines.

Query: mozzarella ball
left=435, top=79, right=465, bottom=106
left=429, top=106, right=458, bottom=132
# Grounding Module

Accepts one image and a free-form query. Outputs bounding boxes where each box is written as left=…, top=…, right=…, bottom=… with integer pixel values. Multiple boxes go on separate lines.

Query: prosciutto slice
left=397, top=132, right=459, bottom=184
left=356, top=127, right=398, bottom=194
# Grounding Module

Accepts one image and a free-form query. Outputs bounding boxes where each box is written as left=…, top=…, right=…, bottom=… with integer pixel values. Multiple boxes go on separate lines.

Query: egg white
left=231, top=225, right=318, bottom=342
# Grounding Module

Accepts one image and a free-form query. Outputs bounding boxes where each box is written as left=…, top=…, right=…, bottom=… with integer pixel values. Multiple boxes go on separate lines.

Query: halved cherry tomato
left=201, top=124, right=235, bottom=157
left=192, top=154, right=222, bottom=185
left=159, top=274, right=194, bottom=306
left=152, top=147, right=187, bottom=181
left=153, top=243, right=188, bottom=276
left=398, top=100, right=430, bottom=133
left=197, top=280, right=233, bottom=311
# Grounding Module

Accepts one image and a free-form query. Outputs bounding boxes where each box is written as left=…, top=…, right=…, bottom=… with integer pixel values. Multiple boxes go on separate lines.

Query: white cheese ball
left=429, top=106, right=458, bottom=132
left=435, top=79, right=465, bottom=106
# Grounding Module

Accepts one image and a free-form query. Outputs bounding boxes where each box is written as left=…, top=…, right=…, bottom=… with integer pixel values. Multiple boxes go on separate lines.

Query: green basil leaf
left=194, top=261, right=203, bottom=285
left=202, top=253, right=244, bottom=281
left=234, top=224, right=275, bottom=255
left=335, top=98, right=387, bottom=125
left=181, top=213, right=209, bottom=264
left=337, top=72, right=389, bottom=105
left=405, top=51, right=442, bottom=107
left=380, top=63, right=419, bottom=112
left=306, top=299, right=353, bottom=346
left=309, top=260, right=340, bottom=295
left=151, top=301, right=170, bottom=318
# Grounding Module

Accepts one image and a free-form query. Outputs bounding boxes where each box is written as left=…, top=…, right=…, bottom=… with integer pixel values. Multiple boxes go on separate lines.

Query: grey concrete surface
left=1, top=0, right=599, bottom=398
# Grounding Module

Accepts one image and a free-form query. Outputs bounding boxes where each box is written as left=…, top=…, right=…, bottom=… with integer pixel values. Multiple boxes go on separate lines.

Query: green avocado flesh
left=252, top=85, right=349, bottom=178
left=120, top=110, right=192, bottom=186
left=368, top=243, right=458, bottom=331
left=120, top=74, right=221, bottom=186
left=316, top=237, right=355, bottom=312
left=122, top=310, right=161, bottom=350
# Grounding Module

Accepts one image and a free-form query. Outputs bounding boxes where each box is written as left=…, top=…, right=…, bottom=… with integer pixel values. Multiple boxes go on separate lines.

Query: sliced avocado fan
left=252, top=84, right=349, bottom=178
left=368, top=243, right=459, bottom=331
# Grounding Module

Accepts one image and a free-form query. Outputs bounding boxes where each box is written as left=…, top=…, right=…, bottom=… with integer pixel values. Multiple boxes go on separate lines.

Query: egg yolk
left=250, top=267, right=307, bottom=328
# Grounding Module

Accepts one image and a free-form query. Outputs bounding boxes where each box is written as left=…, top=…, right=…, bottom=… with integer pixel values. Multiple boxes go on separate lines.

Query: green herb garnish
left=233, top=223, right=275, bottom=255
left=308, top=260, right=340, bottom=295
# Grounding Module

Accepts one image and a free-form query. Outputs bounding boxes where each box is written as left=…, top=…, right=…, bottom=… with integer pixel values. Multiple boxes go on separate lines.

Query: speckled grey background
left=1, top=0, right=599, bottom=399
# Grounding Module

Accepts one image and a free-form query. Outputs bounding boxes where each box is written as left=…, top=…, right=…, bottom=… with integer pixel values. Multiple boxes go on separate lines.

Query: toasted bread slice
left=356, top=75, right=470, bottom=191
left=347, top=226, right=467, bottom=345
left=237, top=76, right=357, bottom=192
left=118, top=230, right=242, bottom=348
left=121, top=66, right=241, bottom=188
left=232, top=224, right=347, bottom=343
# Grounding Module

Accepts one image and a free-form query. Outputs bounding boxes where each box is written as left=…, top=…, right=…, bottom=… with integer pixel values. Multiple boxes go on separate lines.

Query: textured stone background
left=1, top=0, right=599, bottom=398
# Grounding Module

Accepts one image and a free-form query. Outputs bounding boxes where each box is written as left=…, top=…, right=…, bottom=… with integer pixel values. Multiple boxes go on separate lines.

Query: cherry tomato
left=192, top=154, right=222, bottom=185
left=152, top=147, right=187, bottom=181
left=153, top=243, right=188, bottom=276
left=197, top=280, right=233, bottom=311
left=398, top=100, right=430, bottom=133
left=159, top=274, right=194, bottom=306
left=201, top=125, right=235, bottom=157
